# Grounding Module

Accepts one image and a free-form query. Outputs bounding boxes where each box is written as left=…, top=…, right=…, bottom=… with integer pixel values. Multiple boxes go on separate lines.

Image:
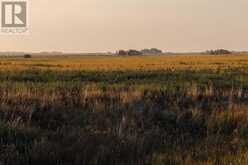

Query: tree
left=118, top=50, right=128, bottom=55
left=207, top=49, right=231, bottom=55
left=150, top=48, right=163, bottom=54
left=141, top=48, right=163, bottom=55
left=127, top=50, right=143, bottom=55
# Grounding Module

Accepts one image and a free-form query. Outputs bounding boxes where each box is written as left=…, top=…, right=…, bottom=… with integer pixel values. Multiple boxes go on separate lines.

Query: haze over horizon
left=1, top=0, right=248, bottom=53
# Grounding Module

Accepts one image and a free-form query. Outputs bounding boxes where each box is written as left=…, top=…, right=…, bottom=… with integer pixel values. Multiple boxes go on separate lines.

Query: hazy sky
left=1, top=0, right=248, bottom=52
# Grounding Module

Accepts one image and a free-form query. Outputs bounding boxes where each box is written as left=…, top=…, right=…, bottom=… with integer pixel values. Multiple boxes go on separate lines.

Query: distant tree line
left=117, top=48, right=233, bottom=56
left=117, top=48, right=163, bottom=56
left=206, top=49, right=232, bottom=55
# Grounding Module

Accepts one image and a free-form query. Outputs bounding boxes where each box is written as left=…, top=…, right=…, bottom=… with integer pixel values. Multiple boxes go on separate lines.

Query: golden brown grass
left=1, top=54, right=248, bottom=71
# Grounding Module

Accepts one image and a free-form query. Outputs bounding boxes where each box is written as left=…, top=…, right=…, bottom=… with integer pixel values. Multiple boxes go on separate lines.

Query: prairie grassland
left=1, top=55, right=248, bottom=165
left=1, top=54, right=248, bottom=71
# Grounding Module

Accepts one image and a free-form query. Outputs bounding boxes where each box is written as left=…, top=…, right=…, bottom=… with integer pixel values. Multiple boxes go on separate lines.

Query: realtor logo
left=1, top=0, right=29, bottom=34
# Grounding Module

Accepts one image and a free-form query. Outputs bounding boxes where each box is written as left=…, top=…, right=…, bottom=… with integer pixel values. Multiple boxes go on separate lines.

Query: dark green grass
left=0, top=69, right=247, bottom=87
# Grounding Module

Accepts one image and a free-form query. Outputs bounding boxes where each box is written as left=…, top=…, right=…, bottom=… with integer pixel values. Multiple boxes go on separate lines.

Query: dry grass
left=1, top=54, right=248, bottom=71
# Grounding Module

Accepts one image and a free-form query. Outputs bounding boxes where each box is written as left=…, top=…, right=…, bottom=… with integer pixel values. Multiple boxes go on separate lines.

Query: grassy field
left=1, top=54, right=248, bottom=165
left=1, top=54, right=248, bottom=71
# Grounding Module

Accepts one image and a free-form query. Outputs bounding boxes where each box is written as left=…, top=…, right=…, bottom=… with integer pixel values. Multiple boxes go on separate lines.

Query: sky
left=1, top=0, right=248, bottom=53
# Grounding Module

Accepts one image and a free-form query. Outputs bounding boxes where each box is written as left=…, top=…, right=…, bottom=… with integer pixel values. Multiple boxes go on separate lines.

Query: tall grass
left=0, top=69, right=248, bottom=164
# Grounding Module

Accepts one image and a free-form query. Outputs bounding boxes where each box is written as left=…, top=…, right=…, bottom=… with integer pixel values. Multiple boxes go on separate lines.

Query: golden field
left=1, top=54, right=248, bottom=71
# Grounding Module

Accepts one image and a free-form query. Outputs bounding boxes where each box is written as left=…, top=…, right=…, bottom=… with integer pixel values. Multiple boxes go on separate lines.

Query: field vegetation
left=1, top=54, right=248, bottom=164
left=1, top=54, right=248, bottom=71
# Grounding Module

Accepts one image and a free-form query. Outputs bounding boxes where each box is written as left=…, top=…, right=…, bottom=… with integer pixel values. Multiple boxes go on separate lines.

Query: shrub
left=24, top=54, right=32, bottom=58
